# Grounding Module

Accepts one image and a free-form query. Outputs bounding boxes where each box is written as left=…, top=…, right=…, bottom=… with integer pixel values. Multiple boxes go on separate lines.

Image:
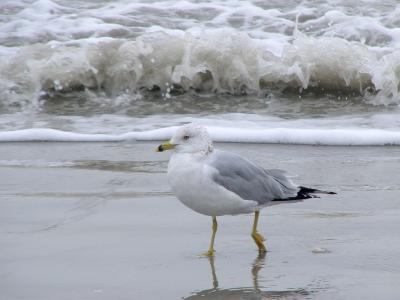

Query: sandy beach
left=1, top=142, right=399, bottom=300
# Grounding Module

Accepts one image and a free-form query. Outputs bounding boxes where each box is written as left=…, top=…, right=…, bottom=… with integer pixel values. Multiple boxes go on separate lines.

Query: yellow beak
left=156, top=142, right=176, bottom=152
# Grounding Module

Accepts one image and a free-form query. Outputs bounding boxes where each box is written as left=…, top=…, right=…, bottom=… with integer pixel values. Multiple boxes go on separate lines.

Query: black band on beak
left=156, top=142, right=175, bottom=152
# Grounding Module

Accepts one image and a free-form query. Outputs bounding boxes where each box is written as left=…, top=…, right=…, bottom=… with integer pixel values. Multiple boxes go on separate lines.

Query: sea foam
left=1, top=18, right=400, bottom=106
left=5, top=30, right=400, bottom=103
left=1, top=127, right=400, bottom=146
left=1, top=0, right=400, bottom=110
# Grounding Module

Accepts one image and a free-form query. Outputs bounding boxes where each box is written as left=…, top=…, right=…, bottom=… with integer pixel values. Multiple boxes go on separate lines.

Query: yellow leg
left=202, top=216, right=217, bottom=257
left=251, top=211, right=267, bottom=252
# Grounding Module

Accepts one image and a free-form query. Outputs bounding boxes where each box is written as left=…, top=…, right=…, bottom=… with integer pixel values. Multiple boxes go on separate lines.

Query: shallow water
left=1, top=142, right=400, bottom=300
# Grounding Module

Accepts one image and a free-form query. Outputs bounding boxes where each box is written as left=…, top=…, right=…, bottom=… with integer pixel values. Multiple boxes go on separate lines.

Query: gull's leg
left=251, top=210, right=267, bottom=252
left=202, top=216, right=218, bottom=257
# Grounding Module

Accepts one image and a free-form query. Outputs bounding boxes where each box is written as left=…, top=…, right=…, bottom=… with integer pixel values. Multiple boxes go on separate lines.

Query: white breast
left=167, top=152, right=257, bottom=216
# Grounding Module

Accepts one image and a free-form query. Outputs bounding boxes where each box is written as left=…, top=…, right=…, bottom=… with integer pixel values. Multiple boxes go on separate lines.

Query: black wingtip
left=274, top=186, right=336, bottom=201
left=298, top=186, right=337, bottom=194
left=297, top=186, right=337, bottom=198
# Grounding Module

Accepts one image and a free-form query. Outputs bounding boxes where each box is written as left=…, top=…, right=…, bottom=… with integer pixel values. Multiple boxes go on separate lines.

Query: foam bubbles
left=0, top=0, right=400, bottom=106
left=1, top=28, right=400, bottom=106
left=2, top=126, right=400, bottom=146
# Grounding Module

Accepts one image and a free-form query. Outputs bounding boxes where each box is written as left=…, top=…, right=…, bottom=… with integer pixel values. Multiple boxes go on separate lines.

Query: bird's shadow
left=183, top=252, right=310, bottom=300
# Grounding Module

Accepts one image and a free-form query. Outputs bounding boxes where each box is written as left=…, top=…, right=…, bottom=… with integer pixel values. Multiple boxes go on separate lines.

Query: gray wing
left=208, top=151, right=298, bottom=205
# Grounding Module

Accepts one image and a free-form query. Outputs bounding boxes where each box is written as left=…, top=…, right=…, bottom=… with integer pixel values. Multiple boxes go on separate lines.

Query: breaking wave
left=1, top=29, right=400, bottom=107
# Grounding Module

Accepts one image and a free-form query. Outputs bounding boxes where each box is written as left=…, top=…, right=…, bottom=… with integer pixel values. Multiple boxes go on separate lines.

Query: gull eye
left=183, top=135, right=190, bottom=140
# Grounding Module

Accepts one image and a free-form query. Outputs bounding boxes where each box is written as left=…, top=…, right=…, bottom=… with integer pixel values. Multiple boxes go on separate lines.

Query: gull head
left=157, top=124, right=213, bottom=154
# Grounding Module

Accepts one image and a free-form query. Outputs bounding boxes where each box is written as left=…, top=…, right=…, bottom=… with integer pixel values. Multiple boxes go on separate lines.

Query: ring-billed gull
left=157, top=124, right=336, bottom=256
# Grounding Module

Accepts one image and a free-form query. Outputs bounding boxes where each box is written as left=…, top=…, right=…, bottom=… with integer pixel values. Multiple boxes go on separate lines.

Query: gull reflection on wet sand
left=184, top=253, right=310, bottom=300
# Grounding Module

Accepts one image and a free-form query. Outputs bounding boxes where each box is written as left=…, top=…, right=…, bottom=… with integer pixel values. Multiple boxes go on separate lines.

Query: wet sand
left=1, top=142, right=400, bottom=300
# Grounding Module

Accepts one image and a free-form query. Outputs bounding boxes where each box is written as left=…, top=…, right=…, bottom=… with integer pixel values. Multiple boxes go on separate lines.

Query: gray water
left=1, top=0, right=400, bottom=138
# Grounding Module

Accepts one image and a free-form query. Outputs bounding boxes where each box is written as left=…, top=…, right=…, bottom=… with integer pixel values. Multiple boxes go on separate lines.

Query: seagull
left=157, top=124, right=336, bottom=256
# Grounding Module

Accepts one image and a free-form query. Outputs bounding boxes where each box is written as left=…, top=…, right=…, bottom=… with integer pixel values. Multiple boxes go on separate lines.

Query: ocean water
left=1, top=0, right=400, bottom=144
